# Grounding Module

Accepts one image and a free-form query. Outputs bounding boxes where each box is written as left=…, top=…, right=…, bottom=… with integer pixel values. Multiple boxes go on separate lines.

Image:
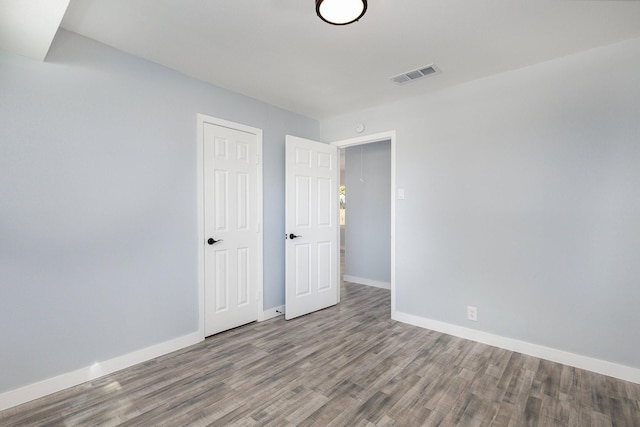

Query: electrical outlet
left=467, top=306, right=478, bottom=321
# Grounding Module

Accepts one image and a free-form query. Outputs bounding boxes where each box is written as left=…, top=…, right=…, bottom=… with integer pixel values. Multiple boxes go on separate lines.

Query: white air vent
left=390, top=64, right=440, bottom=85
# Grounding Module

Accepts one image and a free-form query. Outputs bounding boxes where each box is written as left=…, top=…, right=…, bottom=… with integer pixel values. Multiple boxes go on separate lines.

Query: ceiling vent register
left=390, top=64, right=440, bottom=85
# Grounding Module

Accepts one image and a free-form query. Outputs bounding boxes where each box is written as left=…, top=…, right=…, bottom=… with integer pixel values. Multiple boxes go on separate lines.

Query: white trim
left=393, top=311, right=640, bottom=385
left=255, top=129, right=264, bottom=321
left=343, top=275, right=391, bottom=290
left=331, top=130, right=397, bottom=316
left=0, top=332, right=202, bottom=412
left=196, top=114, right=264, bottom=336
left=196, top=114, right=206, bottom=338
left=262, top=305, right=285, bottom=321
left=331, top=130, right=396, bottom=148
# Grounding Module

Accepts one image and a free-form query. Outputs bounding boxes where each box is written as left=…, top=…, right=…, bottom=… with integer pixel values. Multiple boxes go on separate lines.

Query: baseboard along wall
left=393, top=311, right=640, bottom=385
left=0, top=332, right=203, bottom=412
left=343, top=275, right=391, bottom=290
left=263, top=306, right=285, bottom=320
left=6, top=303, right=636, bottom=412
left=1, top=306, right=289, bottom=411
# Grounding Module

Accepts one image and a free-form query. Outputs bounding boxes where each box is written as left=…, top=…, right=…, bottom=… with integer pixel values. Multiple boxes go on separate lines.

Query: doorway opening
left=340, top=141, right=391, bottom=288
left=332, top=130, right=396, bottom=315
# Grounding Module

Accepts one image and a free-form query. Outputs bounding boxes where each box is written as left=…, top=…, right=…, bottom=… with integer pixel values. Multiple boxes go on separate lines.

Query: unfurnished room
left=1, top=1, right=640, bottom=425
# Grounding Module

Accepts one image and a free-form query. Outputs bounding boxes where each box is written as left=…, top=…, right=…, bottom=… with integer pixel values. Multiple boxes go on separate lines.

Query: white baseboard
left=262, top=305, right=285, bottom=321
left=393, top=311, right=640, bottom=385
left=0, top=331, right=202, bottom=412
left=343, top=275, right=391, bottom=290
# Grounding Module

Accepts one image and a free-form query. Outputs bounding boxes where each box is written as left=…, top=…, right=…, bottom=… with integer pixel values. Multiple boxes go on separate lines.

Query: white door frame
left=331, top=130, right=396, bottom=316
left=197, top=114, right=264, bottom=339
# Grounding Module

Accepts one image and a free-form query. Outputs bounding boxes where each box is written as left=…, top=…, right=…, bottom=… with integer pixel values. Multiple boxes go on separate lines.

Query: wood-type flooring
left=1, top=282, right=639, bottom=426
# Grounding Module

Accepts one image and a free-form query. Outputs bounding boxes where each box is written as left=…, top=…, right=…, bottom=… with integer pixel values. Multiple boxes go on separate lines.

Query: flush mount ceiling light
left=316, top=0, right=367, bottom=25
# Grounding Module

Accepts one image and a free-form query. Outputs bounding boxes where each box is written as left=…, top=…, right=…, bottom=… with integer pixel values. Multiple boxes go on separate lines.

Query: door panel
left=214, top=250, right=228, bottom=311
left=317, top=178, right=332, bottom=226
left=285, top=135, right=339, bottom=320
left=295, top=244, right=311, bottom=296
left=237, top=172, right=249, bottom=230
left=204, top=122, right=259, bottom=336
left=317, top=241, right=331, bottom=290
left=238, top=248, right=250, bottom=304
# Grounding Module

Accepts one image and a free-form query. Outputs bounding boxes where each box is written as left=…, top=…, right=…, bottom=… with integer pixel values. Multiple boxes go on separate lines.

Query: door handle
left=288, top=234, right=302, bottom=240
left=207, top=238, right=223, bottom=245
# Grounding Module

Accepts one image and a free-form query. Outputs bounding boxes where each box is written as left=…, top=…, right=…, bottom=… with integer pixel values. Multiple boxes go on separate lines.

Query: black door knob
left=207, top=238, right=221, bottom=245
left=289, top=234, right=301, bottom=239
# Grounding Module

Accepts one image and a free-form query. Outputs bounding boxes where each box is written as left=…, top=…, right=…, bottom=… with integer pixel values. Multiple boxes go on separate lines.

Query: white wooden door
left=204, top=122, right=259, bottom=336
left=285, top=135, right=339, bottom=320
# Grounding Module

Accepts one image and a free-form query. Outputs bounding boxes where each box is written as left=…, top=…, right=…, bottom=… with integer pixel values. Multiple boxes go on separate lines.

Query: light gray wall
left=344, top=141, right=391, bottom=282
left=0, top=30, right=319, bottom=393
left=321, top=37, right=640, bottom=369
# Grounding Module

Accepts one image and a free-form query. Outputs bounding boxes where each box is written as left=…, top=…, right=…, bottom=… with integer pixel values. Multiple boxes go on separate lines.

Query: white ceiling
left=8, top=1, right=640, bottom=119
left=0, top=0, right=69, bottom=61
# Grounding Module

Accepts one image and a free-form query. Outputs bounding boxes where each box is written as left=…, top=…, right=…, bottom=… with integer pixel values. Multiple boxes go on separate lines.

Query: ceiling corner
left=0, top=0, right=71, bottom=61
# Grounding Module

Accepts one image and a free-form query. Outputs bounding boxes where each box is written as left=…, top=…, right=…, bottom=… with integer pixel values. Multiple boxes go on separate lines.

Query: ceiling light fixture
left=316, top=0, right=367, bottom=25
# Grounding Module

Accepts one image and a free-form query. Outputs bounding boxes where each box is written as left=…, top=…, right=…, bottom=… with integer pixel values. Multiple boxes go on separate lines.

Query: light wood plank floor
left=2, top=282, right=639, bottom=426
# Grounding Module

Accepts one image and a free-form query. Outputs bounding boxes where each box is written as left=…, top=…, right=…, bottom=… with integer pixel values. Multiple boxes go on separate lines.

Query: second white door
left=285, top=135, right=339, bottom=320
left=203, top=120, right=260, bottom=336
